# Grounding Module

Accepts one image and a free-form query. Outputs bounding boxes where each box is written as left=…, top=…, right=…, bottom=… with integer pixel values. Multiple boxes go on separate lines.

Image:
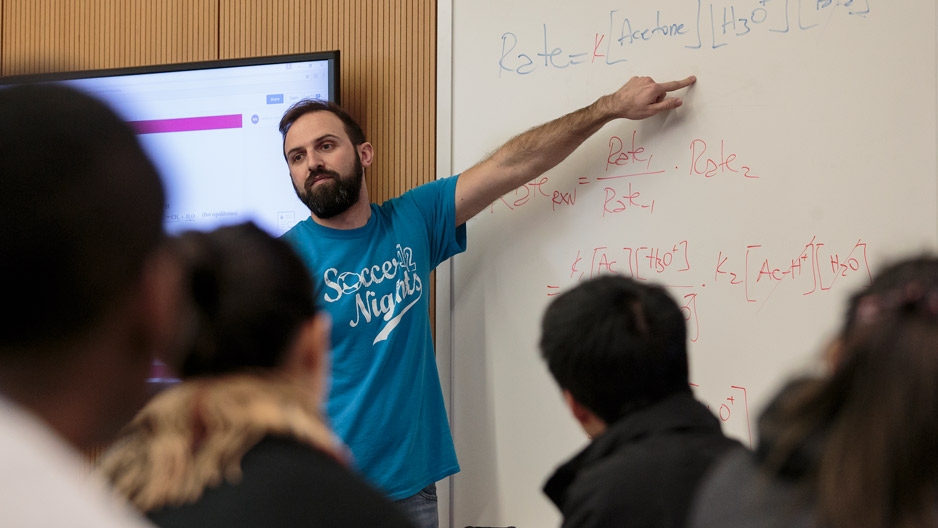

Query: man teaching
left=278, top=74, right=696, bottom=528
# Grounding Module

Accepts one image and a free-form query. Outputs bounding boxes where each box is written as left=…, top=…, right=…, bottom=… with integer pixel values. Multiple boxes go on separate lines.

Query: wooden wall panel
left=0, top=0, right=217, bottom=75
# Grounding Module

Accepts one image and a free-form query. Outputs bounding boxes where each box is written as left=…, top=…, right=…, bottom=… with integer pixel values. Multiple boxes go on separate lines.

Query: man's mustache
left=305, top=168, right=341, bottom=192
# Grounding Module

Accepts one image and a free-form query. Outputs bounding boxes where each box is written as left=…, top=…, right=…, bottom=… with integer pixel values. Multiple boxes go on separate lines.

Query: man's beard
left=296, top=153, right=364, bottom=219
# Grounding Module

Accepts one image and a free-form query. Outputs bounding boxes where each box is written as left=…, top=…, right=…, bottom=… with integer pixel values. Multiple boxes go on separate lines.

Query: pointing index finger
left=658, top=75, right=697, bottom=93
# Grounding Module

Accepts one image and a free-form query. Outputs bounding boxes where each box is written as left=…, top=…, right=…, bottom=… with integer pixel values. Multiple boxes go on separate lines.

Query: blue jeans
left=395, top=483, right=439, bottom=528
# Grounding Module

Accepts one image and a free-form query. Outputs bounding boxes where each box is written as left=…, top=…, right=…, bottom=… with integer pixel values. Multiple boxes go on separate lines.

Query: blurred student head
left=166, top=221, right=330, bottom=397
left=762, top=254, right=938, bottom=528
left=822, top=255, right=938, bottom=368
left=98, top=223, right=349, bottom=520
left=539, top=274, right=690, bottom=434
left=0, top=83, right=178, bottom=451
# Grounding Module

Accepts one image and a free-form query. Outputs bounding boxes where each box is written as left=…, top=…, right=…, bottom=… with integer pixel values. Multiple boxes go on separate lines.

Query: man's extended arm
left=454, top=75, right=696, bottom=226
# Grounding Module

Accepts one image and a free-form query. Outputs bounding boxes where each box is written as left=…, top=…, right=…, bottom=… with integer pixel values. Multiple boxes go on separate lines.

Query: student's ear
left=563, top=390, right=592, bottom=425
left=297, top=313, right=331, bottom=373
left=358, top=142, right=374, bottom=168
left=138, top=245, right=187, bottom=361
left=824, top=336, right=846, bottom=372
left=563, top=389, right=607, bottom=439
left=287, top=313, right=332, bottom=400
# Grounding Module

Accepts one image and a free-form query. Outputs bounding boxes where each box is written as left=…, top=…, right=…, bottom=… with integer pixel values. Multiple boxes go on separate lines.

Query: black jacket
left=544, top=392, right=744, bottom=528
left=148, top=436, right=415, bottom=528
left=687, top=379, right=820, bottom=528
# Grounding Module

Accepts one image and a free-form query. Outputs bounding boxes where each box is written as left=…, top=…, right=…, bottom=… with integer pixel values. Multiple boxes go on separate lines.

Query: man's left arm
left=454, top=74, right=696, bottom=226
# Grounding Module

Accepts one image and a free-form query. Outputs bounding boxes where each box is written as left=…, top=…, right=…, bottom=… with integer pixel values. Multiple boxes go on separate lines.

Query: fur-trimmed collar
left=97, top=373, right=346, bottom=512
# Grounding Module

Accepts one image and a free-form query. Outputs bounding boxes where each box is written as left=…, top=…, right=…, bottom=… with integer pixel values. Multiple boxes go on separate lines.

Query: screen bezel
left=0, top=50, right=340, bottom=106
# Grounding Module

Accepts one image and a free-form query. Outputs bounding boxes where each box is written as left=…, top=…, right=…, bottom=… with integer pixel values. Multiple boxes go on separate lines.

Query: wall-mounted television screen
left=0, top=50, right=339, bottom=237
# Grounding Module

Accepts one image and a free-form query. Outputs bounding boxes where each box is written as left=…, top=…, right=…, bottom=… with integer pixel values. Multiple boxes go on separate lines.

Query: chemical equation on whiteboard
left=488, top=130, right=760, bottom=215
left=715, top=236, right=872, bottom=301
left=546, top=237, right=872, bottom=342
left=692, top=383, right=754, bottom=448
left=498, top=0, right=870, bottom=76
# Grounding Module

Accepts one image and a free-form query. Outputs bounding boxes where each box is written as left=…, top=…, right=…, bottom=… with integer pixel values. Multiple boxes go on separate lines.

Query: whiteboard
left=442, top=1, right=937, bottom=526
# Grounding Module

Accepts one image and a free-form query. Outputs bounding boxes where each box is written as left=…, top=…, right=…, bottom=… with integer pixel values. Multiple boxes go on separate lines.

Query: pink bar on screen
left=130, top=114, right=243, bottom=134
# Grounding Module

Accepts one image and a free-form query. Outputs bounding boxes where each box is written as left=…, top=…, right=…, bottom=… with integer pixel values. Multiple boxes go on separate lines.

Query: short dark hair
left=169, top=222, right=318, bottom=378
left=278, top=98, right=367, bottom=149
left=539, top=274, right=690, bottom=424
left=0, top=84, right=165, bottom=351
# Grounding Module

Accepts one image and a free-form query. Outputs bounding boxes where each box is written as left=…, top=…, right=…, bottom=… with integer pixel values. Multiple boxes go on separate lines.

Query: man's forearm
left=454, top=75, right=695, bottom=225
left=485, top=95, right=615, bottom=188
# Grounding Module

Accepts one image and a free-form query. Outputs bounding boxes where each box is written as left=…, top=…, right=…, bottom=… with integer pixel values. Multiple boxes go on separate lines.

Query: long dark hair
left=763, top=255, right=938, bottom=528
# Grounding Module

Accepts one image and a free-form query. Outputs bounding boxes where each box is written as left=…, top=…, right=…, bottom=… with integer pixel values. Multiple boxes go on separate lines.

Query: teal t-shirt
left=281, top=175, right=466, bottom=499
